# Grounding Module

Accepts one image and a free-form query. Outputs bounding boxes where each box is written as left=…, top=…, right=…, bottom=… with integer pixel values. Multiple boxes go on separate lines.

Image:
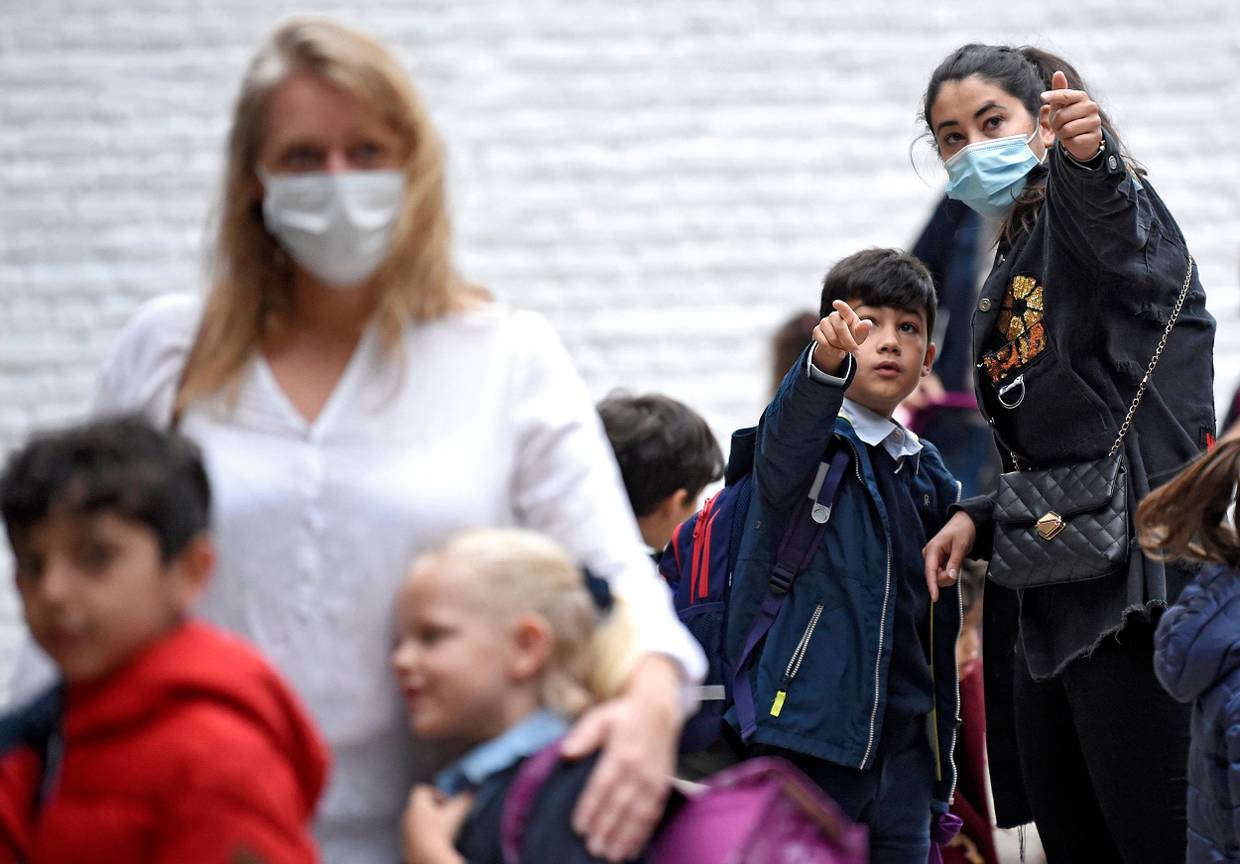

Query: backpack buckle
left=769, top=564, right=795, bottom=595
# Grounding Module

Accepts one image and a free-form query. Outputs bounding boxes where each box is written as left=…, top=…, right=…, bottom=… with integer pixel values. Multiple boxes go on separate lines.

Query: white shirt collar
left=841, top=398, right=923, bottom=468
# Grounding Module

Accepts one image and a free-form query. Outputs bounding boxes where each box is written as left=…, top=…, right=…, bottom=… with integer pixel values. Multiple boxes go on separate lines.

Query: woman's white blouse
left=91, top=293, right=706, bottom=864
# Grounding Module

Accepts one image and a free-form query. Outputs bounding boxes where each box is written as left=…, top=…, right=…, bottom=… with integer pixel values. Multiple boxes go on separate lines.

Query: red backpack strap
left=499, top=740, right=564, bottom=864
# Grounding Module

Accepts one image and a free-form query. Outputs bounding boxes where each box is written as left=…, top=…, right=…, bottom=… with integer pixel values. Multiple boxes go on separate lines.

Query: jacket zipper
left=944, top=480, right=964, bottom=803
left=847, top=438, right=892, bottom=771
left=860, top=540, right=893, bottom=769
left=769, top=603, right=824, bottom=718
left=839, top=436, right=961, bottom=790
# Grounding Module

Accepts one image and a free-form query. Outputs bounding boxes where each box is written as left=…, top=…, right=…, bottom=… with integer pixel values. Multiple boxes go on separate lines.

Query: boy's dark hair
left=597, top=393, right=724, bottom=518
left=1, top=415, right=211, bottom=561
left=819, top=248, right=938, bottom=338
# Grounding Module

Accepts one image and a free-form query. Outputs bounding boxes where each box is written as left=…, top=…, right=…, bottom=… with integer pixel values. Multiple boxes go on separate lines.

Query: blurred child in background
left=1142, top=429, right=1240, bottom=864
left=394, top=529, right=644, bottom=864
left=770, top=312, right=819, bottom=397
left=0, top=416, right=326, bottom=864
left=598, top=393, right=724, bottom=559
left=942, top=565, right=999, bottom=864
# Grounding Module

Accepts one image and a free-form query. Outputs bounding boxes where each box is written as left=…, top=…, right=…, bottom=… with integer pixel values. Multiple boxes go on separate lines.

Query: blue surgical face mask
left=943, top=129, right=1044, bottom=220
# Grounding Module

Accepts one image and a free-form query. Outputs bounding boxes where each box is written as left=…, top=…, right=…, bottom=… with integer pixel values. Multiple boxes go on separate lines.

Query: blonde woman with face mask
left=81, top=18, right=704, bottom=863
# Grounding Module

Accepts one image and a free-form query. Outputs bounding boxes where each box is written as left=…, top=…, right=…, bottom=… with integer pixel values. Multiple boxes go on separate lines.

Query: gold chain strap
left=1108, top=255, right=1195, bottom=457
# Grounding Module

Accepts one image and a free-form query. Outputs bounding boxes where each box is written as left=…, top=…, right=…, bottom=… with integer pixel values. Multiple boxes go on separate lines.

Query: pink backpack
left=501, top=743, right=868, bottom=864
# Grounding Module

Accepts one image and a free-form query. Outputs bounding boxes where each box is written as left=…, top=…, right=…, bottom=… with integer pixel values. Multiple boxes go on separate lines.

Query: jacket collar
left=841, top=398, right=922, bottom=473
left=434, top=708, right=569, bottom=796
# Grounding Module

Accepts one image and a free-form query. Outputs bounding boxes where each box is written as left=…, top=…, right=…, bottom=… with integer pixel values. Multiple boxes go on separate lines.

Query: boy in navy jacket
left=727, top=249, right=962, bottom=864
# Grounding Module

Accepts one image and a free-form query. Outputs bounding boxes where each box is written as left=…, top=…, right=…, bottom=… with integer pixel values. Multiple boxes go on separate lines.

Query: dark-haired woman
left=920, top=45, right=1215, bottom=861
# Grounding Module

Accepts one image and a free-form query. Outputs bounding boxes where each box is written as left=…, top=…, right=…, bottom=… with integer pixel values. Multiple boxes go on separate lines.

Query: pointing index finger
left=830, top=299, right=867, bottom=348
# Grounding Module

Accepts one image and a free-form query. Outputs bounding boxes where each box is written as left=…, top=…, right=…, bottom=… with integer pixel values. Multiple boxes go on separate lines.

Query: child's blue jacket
left=1153, top=562, right=1240, bottom=863
left=725, top=349, right=962, bottom=811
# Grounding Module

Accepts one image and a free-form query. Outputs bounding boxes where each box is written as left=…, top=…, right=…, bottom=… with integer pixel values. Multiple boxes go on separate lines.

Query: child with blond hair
left=393, top=528, right=643, bottom=864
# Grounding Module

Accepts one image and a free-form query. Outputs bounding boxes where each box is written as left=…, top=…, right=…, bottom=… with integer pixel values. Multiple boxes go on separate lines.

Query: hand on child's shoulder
left=402, top=785, right=472, bottom=864
left=812, top=300, right=873, bottom=376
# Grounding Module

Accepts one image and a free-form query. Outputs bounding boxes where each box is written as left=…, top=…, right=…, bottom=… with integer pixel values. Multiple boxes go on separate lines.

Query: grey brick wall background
left=1, top=0, right=1238, bottom=696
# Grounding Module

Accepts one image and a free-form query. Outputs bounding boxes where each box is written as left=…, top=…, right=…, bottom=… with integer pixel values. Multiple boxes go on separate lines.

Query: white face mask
left=259, top=169, right=405, bottom=289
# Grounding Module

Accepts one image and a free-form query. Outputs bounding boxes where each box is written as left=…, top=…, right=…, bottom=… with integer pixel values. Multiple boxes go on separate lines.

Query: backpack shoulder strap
left=499, top=740, right=564, bottom=864
left=732, top=446, right=851, bottom=740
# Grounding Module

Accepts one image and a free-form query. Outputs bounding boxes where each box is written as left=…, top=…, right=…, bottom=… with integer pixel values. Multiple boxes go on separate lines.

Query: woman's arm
left=754, top=301, right=867, bottom=512
left=560, top=655, right=680, bottom=861
left=506, top=309, right=705, bottom=685
left=402, top=787, right=470, bottom=864
left=92, top=292, right=202, bottom=422
left=1040, top=73, right=1156, bottom=276
left=923, top=507, right=981, bottom=602
left=505, top=309, right=700, bottom=861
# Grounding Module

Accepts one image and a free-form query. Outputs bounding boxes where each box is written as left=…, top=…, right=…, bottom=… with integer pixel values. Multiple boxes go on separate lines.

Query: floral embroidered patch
left=982, top=321, right=1047, bottom=383
left=981, top=274, right=1047, bottom=384
left=996, top=275, right=1044, bottom=341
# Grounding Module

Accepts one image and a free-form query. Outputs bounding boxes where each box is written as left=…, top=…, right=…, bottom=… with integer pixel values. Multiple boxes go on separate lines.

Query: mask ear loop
left=1026, top=126, right=1050, bottom=165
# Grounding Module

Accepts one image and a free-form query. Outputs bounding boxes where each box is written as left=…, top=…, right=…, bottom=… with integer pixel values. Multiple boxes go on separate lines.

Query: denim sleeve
left=755, top=345, right=856, bottom=513
left=1043, top=130, right=1155, bottom=280
left=947, top=493, right=995, bottom=561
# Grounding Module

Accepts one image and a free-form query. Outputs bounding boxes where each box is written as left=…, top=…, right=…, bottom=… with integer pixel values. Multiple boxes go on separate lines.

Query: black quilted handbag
left=989, top=256, right=1194, bottom=590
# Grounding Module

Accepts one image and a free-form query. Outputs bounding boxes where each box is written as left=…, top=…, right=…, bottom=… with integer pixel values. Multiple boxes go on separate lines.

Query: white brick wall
left=1, top=0, right=1238, bottom=699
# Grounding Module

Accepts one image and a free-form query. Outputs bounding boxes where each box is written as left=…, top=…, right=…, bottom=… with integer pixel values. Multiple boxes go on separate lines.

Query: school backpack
left=500, top=741, right=868, bottom=864
left=658, top=427, right=851, bottom=751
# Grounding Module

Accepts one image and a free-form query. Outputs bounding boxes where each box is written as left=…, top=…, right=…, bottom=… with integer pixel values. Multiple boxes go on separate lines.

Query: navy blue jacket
left=726, top=349, right=962, bottom=811
left=455, top=752, right=616, bottom=864
left=1154, top=563, right=1240, bottom=864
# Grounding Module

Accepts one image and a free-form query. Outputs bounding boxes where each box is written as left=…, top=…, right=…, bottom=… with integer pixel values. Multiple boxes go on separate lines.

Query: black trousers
left=1012, top=618, right=1190, bottom=863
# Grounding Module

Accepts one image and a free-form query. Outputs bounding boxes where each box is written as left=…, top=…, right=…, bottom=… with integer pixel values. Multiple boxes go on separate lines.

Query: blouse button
left=979, top=298, right=992, bottom=312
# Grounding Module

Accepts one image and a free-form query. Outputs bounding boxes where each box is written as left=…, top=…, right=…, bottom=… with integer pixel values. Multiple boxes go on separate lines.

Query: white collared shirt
left=841, top=397, right=923, bottom=472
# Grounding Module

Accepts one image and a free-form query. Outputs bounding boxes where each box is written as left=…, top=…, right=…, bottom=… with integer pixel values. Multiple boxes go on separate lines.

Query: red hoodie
left=0, top=620, right=328, bottom=864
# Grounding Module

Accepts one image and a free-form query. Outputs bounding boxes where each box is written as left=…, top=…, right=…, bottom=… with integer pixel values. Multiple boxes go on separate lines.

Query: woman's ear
left=507, top=613, right=553, bottom=682
left=1037, top=104, right=1056, bottom=154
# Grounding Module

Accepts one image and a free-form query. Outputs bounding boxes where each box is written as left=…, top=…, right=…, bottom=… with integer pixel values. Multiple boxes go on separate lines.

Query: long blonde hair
left=176, top=17, right=464, bottom=415
left=420, top=528, right=642, bottom=718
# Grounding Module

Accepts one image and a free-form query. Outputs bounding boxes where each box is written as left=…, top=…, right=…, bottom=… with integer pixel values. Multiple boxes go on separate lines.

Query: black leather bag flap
left=993, top=454, right=1122, bottom=526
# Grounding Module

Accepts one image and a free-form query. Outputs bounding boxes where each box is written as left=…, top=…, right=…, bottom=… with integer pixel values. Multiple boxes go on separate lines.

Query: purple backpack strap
left=500, top=740, right=564, bottom=864
left=733, top=447, right=850, bottom=740
left=927, top=812, right=963, bottom=864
